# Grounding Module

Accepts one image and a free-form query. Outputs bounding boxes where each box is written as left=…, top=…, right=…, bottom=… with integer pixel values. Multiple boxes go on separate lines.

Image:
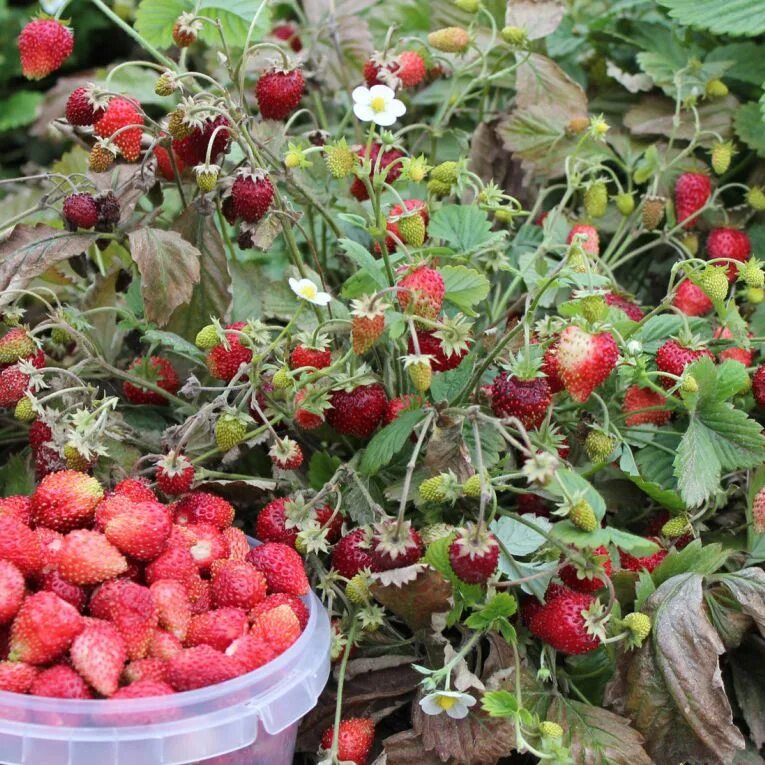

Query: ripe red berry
left=321, top=718, right=375, bottom=765
left=713, top=326, right=755, bottom=367
left=211, top=560, right=267, bottom=610
left=408, top=329, right=467, bottom=372
left=448, top=527, right=500, bottom=584
left=0, top=364, right=30, bottom=408
left=256, top=68, right=305, bottom=120
left=294, top=389, right=325, bottom=430
left=396, top=51, right=427, bottom=88
left=753, top=365, right=765, bottom=407
left=707, top=227, right=751, bottom=282
left=171, top=115, right=230, bottom=167
left=383, top=394, right=422, bottom=426
left=370, top=520, right=423, bottom=571
left=331, top=528, right=378, bottom=578
left=655, top=339, right=714, bottom=390
left=31, top=469, right=104, bottom=532
left=154, top=144, right=186, bottom=180
left=290, top=344, right=331, bottom=370
left=166, top=644, right=244, bottom=691
left=123, top=356, right=179, bottom=405
left=559, top=546, right=612, bottom=593
left=567, top=224, right=599, bottom=255
left=396, top=265, right=445, bottom=320
left=271, top=22, right=302, bottom=52
left=174, top=491, right=234, bottom=529
left=62, top=193, right=99, bottom=230
left=619, top=541, right=667, bottom=573
left=65, top=86, right=104, bottom=126
left=230, top=171, right=275, bottom=223
left=527, top=587, right=601, bottom=655
left=674, top=172, right=711, bottom=228
left=18, top=18, right=73, bottom=80
left=350, top=144, right=404, bottom=201
left=30, top=664, right=93, bottom=699
left=326, top=383, right=388, bottom=439
left=490, top=372, right=552, bottom=429
left=156, top=453, right=195, bottom=496
left=206, top=322, right=253, bottom=382
left=622, top=385, right=672, bottom=427
left=604, top=291, right=644, bottom=321
left=246, top=542, right=310, bottom=596
left=672, top=279, right=713, bottom=317
left=249, top=592, right=309, bottom=630
left=93, top=97, right=145, bottom=162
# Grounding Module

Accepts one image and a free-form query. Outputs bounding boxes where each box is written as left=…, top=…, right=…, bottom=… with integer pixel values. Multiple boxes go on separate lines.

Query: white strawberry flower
left=289, top=277, right=331, bottom=306
left=352, top=84, right=406, bottom=127
left=419, top=690, right=476, bottom=720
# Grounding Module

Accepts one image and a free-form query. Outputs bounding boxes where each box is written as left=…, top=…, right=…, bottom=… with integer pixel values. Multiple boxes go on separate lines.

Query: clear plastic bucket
left=0, top=538, right=330, bottom=765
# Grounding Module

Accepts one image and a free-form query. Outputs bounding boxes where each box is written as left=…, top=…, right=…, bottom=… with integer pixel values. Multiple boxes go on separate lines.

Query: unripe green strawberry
left=494, top=208, right=513, bottom=224
left=420, top=523, right=454, bottom=544
left=680, top=374, right=698, bottom=394
left=539, top=721, right=563, bottom=738
left=272, top=367, right=290, bottom=390
left=51, top=327, right=71, bottom=346
left=428, top=27, right=470, bottom=53
left=746, top=186, right=765, bottom=211
left=739, top=259, right=765, bottom=288
left=419, top=475, right=447, bottom=503
left=405, top=355, right=432, bottom=391
left=215, top=412, right=249, bottom=451
left=585, top=430, right=615, bottom=463
left=398, top=214, right=426, bottom=247
left=324, top=140, right=356, bottom=178
left=63, top=444, right=90, bottom=471
left=614, top=192, right=635, bottom=216
left=462, top=474, right=481, bottom=498
left=431, top=161, right=459, bottom=185
left=427, top=178, right=453, bottom=197
left=697, top=265, right=729, bottom=303
left=195, top=325, right=219, bottom=350
left=500, top=25, right=527, bottom=46
left=746, top=287, right=765, bottom=304
left=14, top=396, right=35, bottom=422
left=580, top=295, right=606, bottom=324
left=569, top=500, right=597, bottom=532
left=622, top=612, right=651, bottom=645
left=584, top=182, right=608, bottom=218
left=705, top=79, right=728, bottom=98
left=711, top=141, right=734, bottom=175
left=681, top=232, right=699, bottom=256
left=346, top=573, right=371, bottom=604
left=641, top=195, right=665, bottom=231
left=455, top=0, right=480, bottom=11
left=194, top=164, right=219, bottom=192
left=167, top=109, right=193, bottom=140
left=661, top=514, right=691, bottom=538
left=155, top=72, right=177, bottom=96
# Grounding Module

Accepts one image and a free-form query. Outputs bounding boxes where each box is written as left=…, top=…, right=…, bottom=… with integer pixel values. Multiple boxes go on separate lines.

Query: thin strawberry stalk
left=329, top=618, right=358, bottom=761
left=395, top=410, right=435, bottom=535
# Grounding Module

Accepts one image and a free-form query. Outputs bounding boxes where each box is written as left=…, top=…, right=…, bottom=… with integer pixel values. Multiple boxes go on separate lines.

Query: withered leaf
left=424, top=420, right=473, bottom=481
left=0, top=224, right=94, bottom=308
left=612, top=573, right=745, bottom=765
left=371, top=566, right=452, bottom=631
left=505, top=0, right=564, bottom=40
left=380, top=730, right=444, bottom=765
left=729, top=635, right=765, bottom=748
left=127, top=227, right=201, bottom=325
left=717, top=566, right=765, bottom=638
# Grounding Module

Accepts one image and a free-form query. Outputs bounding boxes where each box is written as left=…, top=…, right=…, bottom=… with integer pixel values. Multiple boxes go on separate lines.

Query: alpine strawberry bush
left=2, top=1, right=765, bottom=764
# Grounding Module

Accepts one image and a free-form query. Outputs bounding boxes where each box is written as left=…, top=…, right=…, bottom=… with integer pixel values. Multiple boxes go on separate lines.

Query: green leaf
left=491, top=514, right=551, bottom=556
left=0, top=91, right=43, bottom=132
left=196, top=0, right=272, bottom=49
left=481, top=690, right=519, bottom=718
left=359, top=408, right=425, bottom=475
left=551, top=522, right=610, bottom=548
left=0, top=453, right=34, bottom=496
left=465, top=592, right=517, bottom=630
left=142, top=329, right=202, bottom=360
left=635, top=570, right=657, bottom=611
left=308, top=452, right=342, bottom=491
left=338, top=238, right=387, bottom=290
left=706, top=43, right=765, bottom=85
left=548, top=468, right=606, bottom=520
left=424, top=534, right=483, bottom=608
left=135, top=0, right=188, bottom=49
left=430, top=357, right=472, bottom=403
left=651, top=540, right=729, bottom=586
left=428, top=205, right=494, bottom=252
left=659, top=0, right=765, bottom=36
left=607, top=528, right=660, bottom=556
left=440, top=265, right=490, bottom=316
left=631, top=314, right=708, bottom=352
left=734, top=101, right=765, bottom=157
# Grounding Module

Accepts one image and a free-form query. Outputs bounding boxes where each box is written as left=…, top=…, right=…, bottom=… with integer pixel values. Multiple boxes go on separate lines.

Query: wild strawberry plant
left=2, top=1, right=765, bottom=764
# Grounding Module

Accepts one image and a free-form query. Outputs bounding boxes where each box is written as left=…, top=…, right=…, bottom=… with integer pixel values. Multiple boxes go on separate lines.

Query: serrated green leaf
left=735, top=101, right=765, bottom=157
left=440, top=265, right=490, bottom=315
left=0, top=91, right=43, bottom=132
left=339, top=238, right=387, bottom=290
left=491, top=514, right=551, bottom=556
left=706, top=43, right=765, bottom=85
left=481, top=689, right=519, bottom=718
left=651, top=540, right=729, bottom=586
left=359, top=408, right=425, bottom=475
left=430, top=357, right=472, bottom=403
left=607, top=528, right=660, bottom=556
left=464, top=592, right=517, bottom=630
left=551, top=521, right=610, bottom=547
left=634, top=570, right=657, bottom=611
left=0, top=453, right=34, bottom=496
left=428, top=204, right=494, bottom=252
left=659, top=0, right=765, bottom=36
left=197, top=0, right=272, bottom=49
left=308, top=452, right=342, bottom=491
left=135, top=0, right=188, bottom=49
left=548, top=468, right=606, bottom=520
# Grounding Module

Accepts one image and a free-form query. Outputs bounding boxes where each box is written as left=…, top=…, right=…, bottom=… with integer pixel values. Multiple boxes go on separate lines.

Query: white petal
left=462, top=694, right=477, bottom=707
left=288, top=277, right=301, bottom=294
left=419, top=697, right=443, bottom=716
left=354, top=103, right=375, bottom=122
left=389, top=99, right=407, bottom=117
left=373, top=111, right=397, bottom=127
left=446, top=703, right=470, bottom=720
left=352, top=86, right=372, bottom=105
left=369, top=84, right=395, bottom=101
left=311, top=292, right=332, bottom=306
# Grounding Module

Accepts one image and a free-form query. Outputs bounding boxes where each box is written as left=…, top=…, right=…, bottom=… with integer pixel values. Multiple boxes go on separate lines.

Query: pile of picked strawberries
left=0, top=469, right=311, bottom=700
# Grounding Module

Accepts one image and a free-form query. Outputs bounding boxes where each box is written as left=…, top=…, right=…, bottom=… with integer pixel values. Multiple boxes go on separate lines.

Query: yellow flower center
left=299, top=284, right=317, bottom=299
left=370, top=96, right=387, bottom=112
left=436, top=694, right=458, bottom=711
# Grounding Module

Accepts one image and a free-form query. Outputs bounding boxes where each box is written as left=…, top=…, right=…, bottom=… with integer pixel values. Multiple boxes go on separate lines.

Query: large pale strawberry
left=31, top=470, right=104, bottom=532
left=555, top=325, right=619, bottom=402
left=56, top=530, right=128, bottom=585
left=70, top=618, right=127, bottom=697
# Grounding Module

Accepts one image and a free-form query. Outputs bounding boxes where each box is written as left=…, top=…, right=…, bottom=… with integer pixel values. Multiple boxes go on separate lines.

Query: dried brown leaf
left=468, top=121, right=531, bottom=205
left=381, top=730, right=445, bottom=765
left=718, top=566, right=765, bottom=639
left=730, top=635, right=765, bottom=749
left=424, top=421, right=473, bottom=481
left=505, top=0, right=564, bottom=40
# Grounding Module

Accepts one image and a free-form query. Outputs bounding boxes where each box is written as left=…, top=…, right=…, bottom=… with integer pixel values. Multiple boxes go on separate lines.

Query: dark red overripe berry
left=490, top=372, right=552, bottom=430
left=256, top=68, right=305, bottom=120
left=326, top=384, right=388, bottom=439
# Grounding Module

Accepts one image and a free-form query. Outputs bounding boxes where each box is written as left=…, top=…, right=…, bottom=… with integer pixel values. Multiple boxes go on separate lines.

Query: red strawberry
left=448, top=527, right=500, bottom=584
left=255, top=498, right=300, bottom=546
left=250, top=603, right=301, bottom=653
left=271, top=22, right=302, bottom=52
left=112, top=678, right=174, bottom=699
left=93, top=97, right=144, bottom=162
left=18, top=18, right=73, bottom=80
left=70, top=618, right=127, bottom=696
left=9, top=591, right=84, bottom=665
left=154, top=144, right=185, bottom=180
left=183, top=523, right=230, bottom=573
left=166, top=644, right=244, bottom=691
left=171, top=115, right=230, bottom=167
left=622, top=385, right=671, bottom=427
left=65, top=86, right=104, bottom=126
left=396, top=265, right=444, bottom=320
left=674, top=172, right=711, bottom=228
left=384, top=199, right=429, bottom=252
left=370, top=520, right=423, bottom=571
left=0, top=495, right=32, bottom=524
left=559, top=546, right=612, bottom=593
left=290, top=343, right=332, bottom=370
left=707, top=227, right=751, bottom=281
left=91, top=580, right=158, bottom=660
left=148, top=628, right=183, bottom=660
left=0, top=561, right=25, bottom=625
left=246, top=542, right=309, bottom=595
left=753, top=365, right=765, bottom=407
left=175, top=492, right=234, bottom=529
left=396, top=51, right=427, bottom=88
left=145, top=543, right=200, bottom=591
left=188, top=578, right=211, bottom=614
left=206, top=322, right=253, bottom=381
left=321, top=718, right=375, bottom=765
left=57, top=530, right=128, bottom=585
left=619, top=542, right=667, bottom=573
left=331, top=528, right=377, bottom=579
left=30, top=664, right=93, bottom=698
left=186, top=608, right=248, bottom=651
left=123, top=657, right=168, bottom=684
left=490, top=372, right=551, bottom=429
left=231, top=171, right=275, bottom=223
left=249, top=592, right=309, bottom=630
left=0, top=514, right=42, bottom=576
left=540, top=343, right=564, bottom=394
left=105, top=500, right=172, bottom=561
left=28, top=419, right=52, bottom=450
left=256, top=68, right=305, bottom=120
left=34, top=527, right=64, bottom=571
left=350, top=144, right=404, bottom=201
left=222, top=526, right=250, bottom=561
left=408, top=329, right=467, bottom=372
left=0, top=660, right=38, bottom=693
left=0, top=364, right=30, bottom=408
left=40, top=570, right=87, bottom=612
left=150, top=579, right=191, bottom=641
left=294, top=388, right=325, bottom=430
left=527, top=588, right=601, bottom=655
left=123, top=356, right=179, bottom=406
left=604, top=292, right=644, bottom=321
left=714, top=326, right=755, bottom=367
left=517, top=493, right=552, bottom=517
left=567, top=224, right=599, bottom=255
left=555, top=326, right=619, bottom=402
left=327, top=383, right=388, bottom=439
left=211, top=560, right=267, bottom=610
left=672, top=279, right=713, bottom=316
left=113, top=477, right=157, bottom=503
left=225, top=634, right=276, bottom=672
left=655, top=339, right=714, bottom=389
left=156, top=453, right=195, bottom=496
left=94, top=494, right=134, bottom=530
left=383, top=394, right=422, bottom=426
